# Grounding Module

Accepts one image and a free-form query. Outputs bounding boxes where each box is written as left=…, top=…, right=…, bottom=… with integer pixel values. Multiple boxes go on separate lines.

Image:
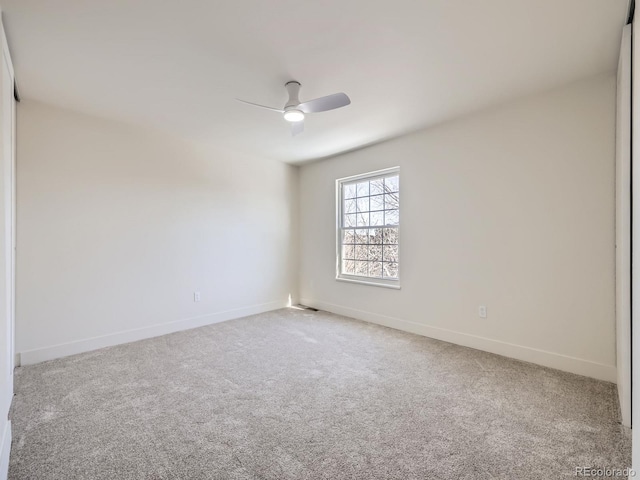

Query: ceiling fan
left=237, top=81, right=351, bottom=136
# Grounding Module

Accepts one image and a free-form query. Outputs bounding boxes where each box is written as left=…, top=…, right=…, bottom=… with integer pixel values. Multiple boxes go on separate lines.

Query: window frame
left=335, top=167, right=401, bottom=289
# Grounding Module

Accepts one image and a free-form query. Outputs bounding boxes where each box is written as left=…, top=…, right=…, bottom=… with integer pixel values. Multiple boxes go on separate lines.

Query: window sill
left=336, top=275, right=401, bottom=290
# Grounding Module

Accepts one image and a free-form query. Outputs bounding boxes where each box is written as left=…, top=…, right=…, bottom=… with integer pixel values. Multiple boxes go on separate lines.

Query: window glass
left=337, top=169, right=400, bottom=286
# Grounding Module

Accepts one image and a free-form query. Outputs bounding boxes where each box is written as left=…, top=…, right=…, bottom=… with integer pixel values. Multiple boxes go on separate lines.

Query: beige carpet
left=8, top=308, right=631, bottom=479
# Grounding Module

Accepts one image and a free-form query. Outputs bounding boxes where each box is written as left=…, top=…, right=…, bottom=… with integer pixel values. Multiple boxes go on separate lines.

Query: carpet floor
left=8, top=308, right=631, bottom=479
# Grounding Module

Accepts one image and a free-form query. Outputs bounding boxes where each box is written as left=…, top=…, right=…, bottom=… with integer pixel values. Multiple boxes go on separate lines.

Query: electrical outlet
left=194, top=291, right=201, bottom=302
left=478, top=305, right=487, bottom=318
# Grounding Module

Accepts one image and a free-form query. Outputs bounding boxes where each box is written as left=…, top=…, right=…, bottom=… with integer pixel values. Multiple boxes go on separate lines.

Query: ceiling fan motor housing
left=284, top=81, right=301, bottom=107
left=283, top=81, right=304, bottom=122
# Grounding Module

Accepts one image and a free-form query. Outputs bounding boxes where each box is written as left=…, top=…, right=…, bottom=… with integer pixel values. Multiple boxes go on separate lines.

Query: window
left=336, top=167, right=400, bottom=288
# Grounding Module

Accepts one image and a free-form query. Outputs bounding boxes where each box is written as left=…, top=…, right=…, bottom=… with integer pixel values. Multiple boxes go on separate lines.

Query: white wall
left=16, top=100, right=298, bottom=363
left=299, top=74, right=617, bottom=382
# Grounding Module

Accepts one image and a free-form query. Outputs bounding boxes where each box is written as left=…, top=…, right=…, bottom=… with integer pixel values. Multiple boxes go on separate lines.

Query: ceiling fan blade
left=291, top=120, right=304, bottom=136
left=236, top=99, right=283, bottom=113
left=298, top=93, right=350, bottom=113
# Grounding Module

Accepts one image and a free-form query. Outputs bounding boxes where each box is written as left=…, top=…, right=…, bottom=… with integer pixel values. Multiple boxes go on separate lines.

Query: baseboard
left=301, top=298, right=617, bottom=383
left=0, top=421, right=10, bottom=480
left=19, top=301, right=287, bottom=365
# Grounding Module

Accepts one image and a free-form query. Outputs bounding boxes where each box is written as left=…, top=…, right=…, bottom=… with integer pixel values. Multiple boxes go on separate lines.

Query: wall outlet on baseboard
left=478, top=305, right=487, bottom=318
left=194, top=291, right=201, bottom=302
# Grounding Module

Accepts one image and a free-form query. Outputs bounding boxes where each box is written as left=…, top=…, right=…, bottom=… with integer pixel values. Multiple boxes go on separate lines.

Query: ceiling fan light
left=284, top=109, right=304, bottom=122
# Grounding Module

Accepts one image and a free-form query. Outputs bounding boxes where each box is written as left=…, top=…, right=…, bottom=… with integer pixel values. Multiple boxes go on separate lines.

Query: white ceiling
left=2, top=0, right=629, bottom=164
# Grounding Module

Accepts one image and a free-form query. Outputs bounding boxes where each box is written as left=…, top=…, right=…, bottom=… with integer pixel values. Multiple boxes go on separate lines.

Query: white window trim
left=335, top=166, right=400, bottom=289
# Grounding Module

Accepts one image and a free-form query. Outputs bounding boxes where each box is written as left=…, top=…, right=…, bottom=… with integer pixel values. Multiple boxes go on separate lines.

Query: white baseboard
left=301, top=298, right=617, bottom=383
left=0, top=421, right=10, bottom=480
left=19, top=301, right=287, bottom=365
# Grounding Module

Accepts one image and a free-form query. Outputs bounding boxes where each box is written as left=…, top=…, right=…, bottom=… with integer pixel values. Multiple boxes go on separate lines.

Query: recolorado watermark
left=575, top=466, right=636, bottom=477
